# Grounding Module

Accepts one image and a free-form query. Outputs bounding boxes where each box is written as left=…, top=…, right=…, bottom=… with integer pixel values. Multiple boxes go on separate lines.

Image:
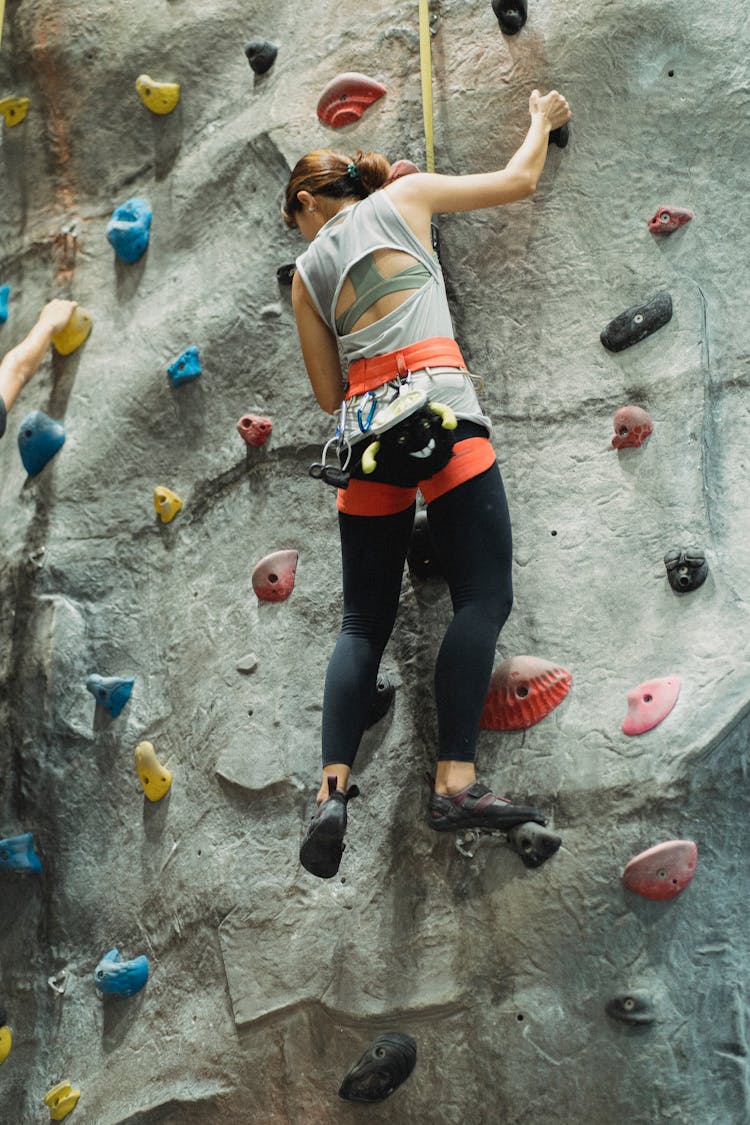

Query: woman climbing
left=284, top=88, right=572, bottom=879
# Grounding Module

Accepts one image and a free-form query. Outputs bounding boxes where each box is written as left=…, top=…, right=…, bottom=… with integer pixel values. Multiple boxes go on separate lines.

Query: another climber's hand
left=38, top=299, right=78, bottom=334
left=529, top=89, right=571, bottom=130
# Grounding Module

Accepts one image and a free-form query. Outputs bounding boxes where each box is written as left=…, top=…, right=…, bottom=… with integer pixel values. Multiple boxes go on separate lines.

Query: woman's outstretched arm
left=388, top=89, right=571, bottom=238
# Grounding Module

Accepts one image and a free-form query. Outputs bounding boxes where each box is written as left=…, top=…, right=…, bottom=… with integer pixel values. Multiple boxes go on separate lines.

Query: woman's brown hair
left=282, top=149, right=392, bottom=228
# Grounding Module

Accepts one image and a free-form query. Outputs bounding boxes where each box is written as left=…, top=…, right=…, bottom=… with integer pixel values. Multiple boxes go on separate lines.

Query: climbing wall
left=1, top=0, right=749, bottom=1120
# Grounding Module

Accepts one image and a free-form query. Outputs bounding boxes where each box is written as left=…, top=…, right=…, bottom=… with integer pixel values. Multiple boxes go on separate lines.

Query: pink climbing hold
left=612, top=405, right=653, bottom=449
left=647, top=205, right=693, bottom=235
left=237, top=414, right=273, bottom=448
left=623, top=840, right=698, bottom=900
left=621, top=676, right=681, bottom=735
left=480, top=655, right=572, bottom=731
left=386, top=159, right=421, bottom=183
left=316, top=73, right=387, bottom=128
left=252, top=549, right=298, bottom=602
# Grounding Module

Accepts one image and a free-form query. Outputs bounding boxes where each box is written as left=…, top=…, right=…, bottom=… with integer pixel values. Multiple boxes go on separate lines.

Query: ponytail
left=282, top=148, right=392, bottom=227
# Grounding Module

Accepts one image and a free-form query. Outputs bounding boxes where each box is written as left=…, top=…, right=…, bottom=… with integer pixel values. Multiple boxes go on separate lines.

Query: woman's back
left=294, top=188, right=455, bottom=363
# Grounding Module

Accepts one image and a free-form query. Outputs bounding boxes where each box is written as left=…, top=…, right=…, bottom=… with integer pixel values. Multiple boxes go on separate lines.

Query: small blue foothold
left=106, top=197, right=152, bottom=263
left=0, top=285, right=9, bottom=324
left=0, top=832, right=43, bottom=874
left=94, top=949, right=149, bottom=997
left=17, top=411, right=66, bottom=476
left=85, top=674, right=134, bottom=717
left=167, top=345, right=202, bottom=387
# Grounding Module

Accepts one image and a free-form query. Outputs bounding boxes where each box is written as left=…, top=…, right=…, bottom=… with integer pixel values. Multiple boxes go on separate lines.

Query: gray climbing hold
left=600, top=292, right=673, bottom=352
left=605, top=990, right=656, bottom=1026
left=244, top=41, right=278, bottom=75
left=664, top=547, right=708, bottom=593
left=236, top=653, right=258, bottom=674
left=407, top=509, right=444, bottom=580
left=339, top=1032, right=417, bottom=1103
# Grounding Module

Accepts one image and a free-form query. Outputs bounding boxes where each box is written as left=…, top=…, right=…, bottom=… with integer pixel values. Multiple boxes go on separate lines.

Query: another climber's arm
left=388, top=89, right=571, bottom=234
left=0, top=300, right=77, bottom=416
left=292, top=273, right=344, bottom=414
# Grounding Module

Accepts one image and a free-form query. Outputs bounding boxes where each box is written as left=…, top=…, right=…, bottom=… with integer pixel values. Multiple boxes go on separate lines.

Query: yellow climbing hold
left=52, top=307, right=93, bottom=356
left=0, top=96, right=30, bottom=126
left=43, top=1081, right=81, bottom=1121
left=134, top=740, right=172, bottom=801
left=154, top=486, right=182, bottom=523
left=0, top=1024, right=11, bottom=1065
left=135, top=74, right=181, bottom=115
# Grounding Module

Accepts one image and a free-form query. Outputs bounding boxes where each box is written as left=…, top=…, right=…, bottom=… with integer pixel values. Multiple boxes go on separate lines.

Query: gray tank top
left=295, top=189, right=456, bottom=363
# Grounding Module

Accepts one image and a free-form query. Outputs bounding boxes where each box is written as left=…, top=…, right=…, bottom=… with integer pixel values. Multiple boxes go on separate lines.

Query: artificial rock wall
left=1, top=1, right=749, bottom=1122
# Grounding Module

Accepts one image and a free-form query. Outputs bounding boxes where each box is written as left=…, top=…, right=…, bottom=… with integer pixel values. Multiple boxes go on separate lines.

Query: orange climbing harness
left=345, top=337, right=467, bottom=397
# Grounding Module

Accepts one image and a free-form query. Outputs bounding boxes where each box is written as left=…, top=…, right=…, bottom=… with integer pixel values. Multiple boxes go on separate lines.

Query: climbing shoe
left=299, top=776, right=360, bottom=879
left=426, top=780, right=546, bottom=833
left=365, top=672, right=395, bottom=729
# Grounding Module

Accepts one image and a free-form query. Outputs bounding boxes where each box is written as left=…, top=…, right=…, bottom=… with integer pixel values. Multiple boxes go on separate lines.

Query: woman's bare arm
left=387, top=89, right=571, bottom=242
left=291, top=273, right=345, bottom=414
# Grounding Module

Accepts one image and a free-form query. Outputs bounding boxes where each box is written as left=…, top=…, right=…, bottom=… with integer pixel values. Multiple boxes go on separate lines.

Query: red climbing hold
left=316, top=73, right=387, bottom=128
left=647, top=206, right=693, bottom=235
left=237, top=414, right=273, bottom=447
left=621, top=676, right=680, bottom=735
left=612, top=405, right=653, bottom=449
left=252, top=549, right=298, bottom=602
left=623, top=840, right=698, bottom=901
left=480, top=656, right=572, bottom=731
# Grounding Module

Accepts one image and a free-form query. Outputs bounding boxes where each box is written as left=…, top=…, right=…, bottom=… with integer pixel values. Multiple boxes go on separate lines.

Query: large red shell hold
left=237, top=414, right=273, bottom=447
left=647, top=205, right=693, bottom=235
left=252, top=550, right=298, bottom=602
left=623, top=840, right=698, bottom=901
left=480, top=656, right=572, bottom=731
left=316, top=72, right=387, bottom=128
left=621, top=675, right=680, bottom=735
left=612, top=405, right=653, bottom=449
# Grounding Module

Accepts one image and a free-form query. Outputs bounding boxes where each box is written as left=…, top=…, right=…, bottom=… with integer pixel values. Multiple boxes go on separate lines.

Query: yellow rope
left=418, top=0, right=435, bottom=172
left=0, top=0, right=5, bottom=49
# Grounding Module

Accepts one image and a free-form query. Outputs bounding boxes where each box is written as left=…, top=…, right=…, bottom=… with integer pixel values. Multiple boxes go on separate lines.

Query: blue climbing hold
left=106, top=197, right=152, bottom=263
left=0, top=285, right=9, bottom=324
left=167, top=346, right=201, bottom=387
left=0, top=832, right=43, bottom=874
left=94, top=949, right=149, bottom=997
left=85, top=674, right=134, bottom=717
left=17, top=411, right=66, bottom=476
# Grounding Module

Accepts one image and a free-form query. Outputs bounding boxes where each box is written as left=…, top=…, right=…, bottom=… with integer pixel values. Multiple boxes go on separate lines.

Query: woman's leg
left=318, top=501, right=416, bottom=802
left=426, top=463, right=514, bottom=793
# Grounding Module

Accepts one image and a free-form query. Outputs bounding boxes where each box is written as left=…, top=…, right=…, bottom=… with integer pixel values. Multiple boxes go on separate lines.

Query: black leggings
left=321, top=463, right=513, bottom=768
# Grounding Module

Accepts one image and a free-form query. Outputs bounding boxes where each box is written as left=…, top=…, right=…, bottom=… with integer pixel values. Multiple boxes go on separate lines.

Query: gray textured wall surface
left=1, top=0, right=749, bottom=1122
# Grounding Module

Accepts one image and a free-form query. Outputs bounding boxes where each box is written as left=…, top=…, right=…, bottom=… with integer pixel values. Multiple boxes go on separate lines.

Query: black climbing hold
left=244, top=40, right=278, bottom=75
left=507, top=821, right=562, bottom=868
left=430, top=221, right=441, bottom=262
left=664, top=547, right=708, bottom=594
left=339, top=1032, right=417, bottom=1104
left=600, top=292, right=673, bottom=352
left=605, top=990, right=656, bottom=1026
left=365, top=672, right=395, bottom=729
left=491, top=0, right=528, bottom=35
left=549, top=123, right=569, bottom=149
left=407, top=509, right=444, bottom=580
left=277, top=263, right=296, bottom=286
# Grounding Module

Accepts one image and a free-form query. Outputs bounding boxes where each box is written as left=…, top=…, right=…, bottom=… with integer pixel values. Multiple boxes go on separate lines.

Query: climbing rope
left=418, top=0, right=435, bottom=173
left=0, top=0, right=5, bottom=49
